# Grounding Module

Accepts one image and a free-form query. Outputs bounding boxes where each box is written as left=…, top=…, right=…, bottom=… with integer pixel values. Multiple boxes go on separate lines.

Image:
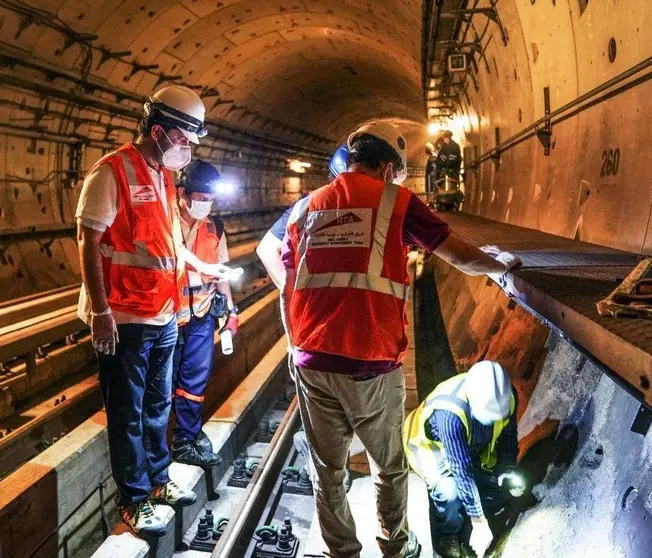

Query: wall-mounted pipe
left=466, top=56, right=652, bottom=168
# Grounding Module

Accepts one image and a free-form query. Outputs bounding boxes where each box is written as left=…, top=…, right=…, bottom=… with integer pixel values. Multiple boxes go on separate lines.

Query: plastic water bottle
left=220, top=329, right=233, bottom=355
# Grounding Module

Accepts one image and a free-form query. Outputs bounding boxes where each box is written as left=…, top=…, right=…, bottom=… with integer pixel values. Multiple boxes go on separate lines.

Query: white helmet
left=144, top=85, right=207, bottom=144
left=347, top=121, right=408, bottom=183
left=465, top=361, right=513, bottom=425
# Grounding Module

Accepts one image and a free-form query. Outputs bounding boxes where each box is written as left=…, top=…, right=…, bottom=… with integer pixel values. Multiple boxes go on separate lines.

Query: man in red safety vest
left=76, top=86, right=230, bottom=537
left=280, top=121, right=521, bottom=558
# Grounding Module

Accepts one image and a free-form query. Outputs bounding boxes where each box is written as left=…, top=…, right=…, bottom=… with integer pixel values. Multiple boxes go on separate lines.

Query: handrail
left=467, top=56, right=652, bottom=168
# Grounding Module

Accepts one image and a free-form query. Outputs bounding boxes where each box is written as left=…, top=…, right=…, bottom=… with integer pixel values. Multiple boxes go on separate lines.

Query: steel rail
left=212, top=397, right=300, bottom=558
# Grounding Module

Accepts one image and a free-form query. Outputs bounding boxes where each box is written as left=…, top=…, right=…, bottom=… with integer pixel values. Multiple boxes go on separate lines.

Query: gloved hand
left=91, top=310, right=119, bottom=356
left=470, top=517, right=493, bottom=558
left=481, top=245, right=522, bottom=298
left=498, top=469, right=526, bottom=498
left=221, top=314, right=239, bottom=336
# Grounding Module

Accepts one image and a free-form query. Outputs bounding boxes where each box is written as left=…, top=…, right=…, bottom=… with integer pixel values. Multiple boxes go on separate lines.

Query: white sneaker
left=149, top=479, right=197, bottom=506
left=120, top=500, right=167, bottom=537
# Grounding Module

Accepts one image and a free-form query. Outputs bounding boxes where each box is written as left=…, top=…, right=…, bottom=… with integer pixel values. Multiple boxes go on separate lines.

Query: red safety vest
left=91, top=143, right=183, bottom=317
left=177, top=218, right=222, bottom=326
left=285, top=172, right=412, bottom=362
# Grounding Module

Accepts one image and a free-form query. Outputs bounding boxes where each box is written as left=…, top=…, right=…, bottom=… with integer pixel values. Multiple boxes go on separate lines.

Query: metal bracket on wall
left=59, top=32, right=98, bottom=57
left=126, top=62, right=159, bottom=81
left=66, top=141, right=84, bottom=189
left=536, top=86, right=552, bottom=156
left=154, top=73, right=183, bottom=88
left=490, top=127, right=501, bottom=170
left=630, top=404, right=652, bottom=436
left=97, top=49, right=131, bottom=70
left=445, top=1, right=509, bottom=46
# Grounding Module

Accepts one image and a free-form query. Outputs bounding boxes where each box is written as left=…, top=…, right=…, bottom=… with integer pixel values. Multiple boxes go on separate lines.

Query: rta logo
left=337, top=215, right=356, bottom=225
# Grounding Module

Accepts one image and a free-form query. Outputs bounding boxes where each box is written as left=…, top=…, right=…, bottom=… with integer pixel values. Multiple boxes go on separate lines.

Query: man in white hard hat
left=404, top=361, right=524, bottom=558
left=280, top=121, right=521, bottom=558
left=76, top=86, right=226, bottom=536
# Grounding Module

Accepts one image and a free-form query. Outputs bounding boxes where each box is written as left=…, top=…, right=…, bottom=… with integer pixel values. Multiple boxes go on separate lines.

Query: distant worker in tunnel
left=171, top=160, right=238, bottom=468
left=424, top=140, right=441, bottom=195
left=279, top=121, right=520, bottom=558
left=404, top=361, right=525, bottom=558
left=76, top=85, right=212, bottom=536
left=435, top=130, right=462, bottom=184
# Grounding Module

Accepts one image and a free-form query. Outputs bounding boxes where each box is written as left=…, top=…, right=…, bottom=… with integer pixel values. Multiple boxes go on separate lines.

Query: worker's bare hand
left=91, top=312, right=119, bottom=356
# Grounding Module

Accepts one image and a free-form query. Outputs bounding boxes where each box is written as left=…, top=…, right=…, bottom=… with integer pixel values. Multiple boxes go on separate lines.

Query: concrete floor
left=302, top=471, right=434, bottom=558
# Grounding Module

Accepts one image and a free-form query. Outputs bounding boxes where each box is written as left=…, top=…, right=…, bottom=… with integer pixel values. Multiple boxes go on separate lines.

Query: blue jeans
left=429, top=472, right=509, bottom=535
left=172, top=313, right=216, bottom=442
left=97, top=319, right=178, bottom=507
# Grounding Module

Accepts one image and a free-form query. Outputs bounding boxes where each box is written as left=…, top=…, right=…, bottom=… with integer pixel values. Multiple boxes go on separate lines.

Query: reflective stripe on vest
left=175, top=387, right=205, bottom=403
left=293, top=182, right=404, bottom=298
left=99, top=242, right=176, bottom=270
left=404, top=374, right=515, bottom=476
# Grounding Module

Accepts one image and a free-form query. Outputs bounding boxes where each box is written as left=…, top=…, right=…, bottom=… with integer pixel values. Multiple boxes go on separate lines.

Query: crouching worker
left=404, top=361, right=525, bottom=558
left=172, top=160, right=240, bottom=467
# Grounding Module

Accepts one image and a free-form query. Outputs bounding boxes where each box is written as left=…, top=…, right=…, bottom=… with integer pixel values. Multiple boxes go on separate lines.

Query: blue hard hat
left=179, top=160, right=221, bottom=194
left=329, top=144, right=349, bottom=178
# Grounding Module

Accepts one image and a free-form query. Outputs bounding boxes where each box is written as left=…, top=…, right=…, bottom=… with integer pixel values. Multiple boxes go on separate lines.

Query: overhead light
left=288, top=159, right=311, bottom=173
left=428, top=122, right=440, bottom=135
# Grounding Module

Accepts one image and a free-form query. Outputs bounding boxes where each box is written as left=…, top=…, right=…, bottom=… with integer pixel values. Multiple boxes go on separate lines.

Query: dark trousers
left=172, top=312, right=216, bottom=442
left=97, top=319, right=178, bottom=507
left=429, top=472, right=510, bottom=536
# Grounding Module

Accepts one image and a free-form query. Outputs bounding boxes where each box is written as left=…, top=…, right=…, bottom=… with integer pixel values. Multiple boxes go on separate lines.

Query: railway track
left=0, top=269, right=272, bottom=481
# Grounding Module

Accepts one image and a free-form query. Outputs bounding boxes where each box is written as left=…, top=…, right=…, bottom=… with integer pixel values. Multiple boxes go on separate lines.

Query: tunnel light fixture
left=428, top=122, right=440, bottom=135
left=288, top=159, right=311, bottom=173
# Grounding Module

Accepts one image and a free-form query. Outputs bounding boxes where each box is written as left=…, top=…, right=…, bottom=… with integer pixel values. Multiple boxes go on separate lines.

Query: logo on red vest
left=313, top=212, right=362, bottom=233
left=308, top=208, right=372, bottom=249
left=129, top=184, right=157, bottom=203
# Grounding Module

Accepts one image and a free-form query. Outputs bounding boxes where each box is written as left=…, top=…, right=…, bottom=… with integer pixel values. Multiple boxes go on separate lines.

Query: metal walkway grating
left=442, top=213, right=651, bottom=406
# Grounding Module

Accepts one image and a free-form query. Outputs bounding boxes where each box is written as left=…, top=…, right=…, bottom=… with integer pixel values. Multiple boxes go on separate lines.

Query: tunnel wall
left=460, top=0, right=652, bottom=255
left=431, top=257, right=652, bottom=557
left=0, top=113, right=328, bottom=301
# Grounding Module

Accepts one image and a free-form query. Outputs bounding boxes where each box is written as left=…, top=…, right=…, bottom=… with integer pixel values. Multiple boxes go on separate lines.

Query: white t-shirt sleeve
left=217, top=234, right=229, bottom=264
left=76, top=163, right=119, bottom=232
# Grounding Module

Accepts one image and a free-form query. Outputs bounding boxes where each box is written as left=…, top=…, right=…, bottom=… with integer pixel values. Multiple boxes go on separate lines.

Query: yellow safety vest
left=403, top=373, right=516, bottom=481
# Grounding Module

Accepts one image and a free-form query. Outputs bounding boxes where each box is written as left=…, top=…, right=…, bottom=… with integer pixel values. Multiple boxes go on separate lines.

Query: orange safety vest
left=177, top=218, right=223, bottom=326
left=285, top=172, right=412, bottom=362
left=92, top=143, right=183, bottom=317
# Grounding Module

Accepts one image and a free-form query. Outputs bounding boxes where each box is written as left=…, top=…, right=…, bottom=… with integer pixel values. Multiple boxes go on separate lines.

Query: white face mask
left=383, top=162, right=407, bottom=185
left=187, top=199, right=213, bottom=219
left=156, top=130, right=192, bottom=171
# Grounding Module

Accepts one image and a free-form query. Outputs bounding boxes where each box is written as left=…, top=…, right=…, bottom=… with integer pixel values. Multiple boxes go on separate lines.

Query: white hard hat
left=145, top=85, right=207, bottom=144
left=347, top=121, right=408, bottom=173
left=465, top=361, right=513, bottom=425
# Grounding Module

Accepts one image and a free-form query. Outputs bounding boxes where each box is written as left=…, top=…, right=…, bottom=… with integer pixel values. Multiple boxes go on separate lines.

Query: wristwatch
left=228, top=305, right=240, bottom=316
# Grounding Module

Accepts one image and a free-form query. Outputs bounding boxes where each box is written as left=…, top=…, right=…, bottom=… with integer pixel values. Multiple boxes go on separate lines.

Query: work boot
left=434, top=533, right=462, bottom=558
left=119, top=500, right=167, bottom=537
left=403, top=530, right=422, bottom=558
left=172, top=438, right=222, bottom=468
left=196, top=430, right=214, bottom=455
left=149, top=480, right=197, bottom=507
